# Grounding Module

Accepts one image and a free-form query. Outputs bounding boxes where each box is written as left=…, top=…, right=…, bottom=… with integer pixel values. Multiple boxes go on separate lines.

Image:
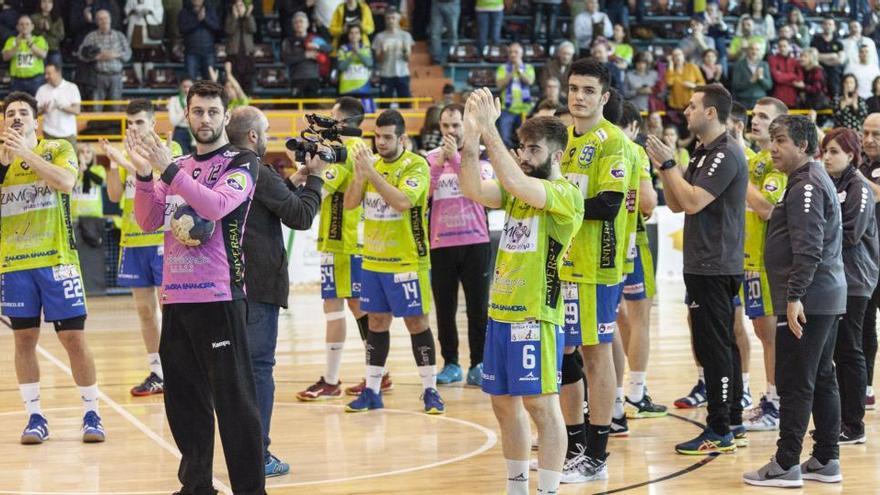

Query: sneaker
left=265, top=453, right=290, bottom=478
left=610, top=414, right=629, bottom=437
left=345, top=373, right=393, bottom=396
left=296, top=376, right=342, bottom=401
left=743, top=459, right=803, bottom=488
left=436, top=363, right=463, bottom=385
left=345, top=388, right=384, bottom=412
left=20, top=414, right=49, bottom=445
left=82, top=411, right=105, bottom=443
left=839, top=428, right=867, bottom=445
left=531, top=436, right=539, bottom=451
left=744, top=396, right=780, bottom=431
left=674, top=380, right=707, bottom=409
left=675, top=427, right=736, bottom=455
left=422, top=387, right=445, bottom=414
left=866, top=391, right=875, bottom=410
left=800, top=457, right=842, bottom=483
left=731, top=424, right=749, bottom=448
left=741, top=387, right=754, bottom=411
left=561, top=452, right=608, bottom=483
left=466, top=364, right=483, bottom=386
left=130, top=372, right=164, bottom=397
left=625, top=394, right=668, bottom=419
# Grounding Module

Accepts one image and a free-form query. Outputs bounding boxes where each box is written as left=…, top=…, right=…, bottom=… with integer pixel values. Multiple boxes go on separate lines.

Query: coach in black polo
left=646, top=84, right=748, bottom=455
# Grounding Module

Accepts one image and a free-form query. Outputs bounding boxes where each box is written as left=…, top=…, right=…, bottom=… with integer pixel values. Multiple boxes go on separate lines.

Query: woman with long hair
left=337, top=23, right=375, bottom=112
left=798, top=48, right=830, bottom=110
left=834, top=74, right=869, bottom=131
left=786, top=9, right=811, bottom=49
left=30, top=0, right=63, bottom=67
left=867, top=76, right=880, bottom=114
left=418, top=105, right=444, bottom=156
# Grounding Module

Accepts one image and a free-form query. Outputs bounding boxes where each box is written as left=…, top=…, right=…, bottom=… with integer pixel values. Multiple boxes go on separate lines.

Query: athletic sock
left=355, top=314, right=370, bottom=342
left=365, top=365, right=384, bottom=393
left=613, top=387, right=625, bottom=418
left=767, top=384, right=779, bottom=405
left=365, top=330, right=390, bottom=394
left=586, top=424, right=610, bottom=460
left=537, top=469, right=562, bottom=495
left=566, top=423, right=586, bottom=459
left=868, top=385, right=874, bottom=396
left=742, top=372, right=750, bottom=392
left=410, top=329, right=437, bottom=390
left=19, top=382, right=41, bottom=416
left=697, top=367, right=704, bottom=383
left=79, top=384, right=99, bottom=414
left=505, top=459, right=529, bottom=495
left=325, top=342, right=344, bottom=385
left=418, top=366, right=437, bottom=390
left=627, top=371, right=646, bottom=403
left=147, top=353, right=163, bottom=379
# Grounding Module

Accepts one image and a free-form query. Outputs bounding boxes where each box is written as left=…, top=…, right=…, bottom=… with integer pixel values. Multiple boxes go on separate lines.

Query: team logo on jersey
left=223, top=150, right=240, bottom=158
left=405, top=177, right=420, bottom=188
left=595, top=129, right=608, bottom=142
left=324, top=169, right=336, bottom=181
left=192, top=168, right=202, bottom=179
left=610, top=167, right=625, bottom=179
left=226, top=172, right=248, bottom=191
left=579, top=146, right=596, bottom=165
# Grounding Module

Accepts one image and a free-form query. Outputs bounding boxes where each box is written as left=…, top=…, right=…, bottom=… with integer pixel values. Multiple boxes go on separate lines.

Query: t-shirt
left=476, top=0, right=504, bottom=11
left=118, top=141, right=183, bottom=248
left=682, top=132, right=748, bottom=275
left=743, top=149, right=786, bottom=271
left=427, top=147, right=494, bottom=249
left=361, top=149, right=430, bottom=273
left=3, top=35, right=49, bottom=78
left=0, top=139, right=79, bottom=273
left=317, top=137, right=364, bottom=255
left=34, top=80, right=81, bottom=138
left=71, top=165, right=106, bottom=219
left=373, top=29, right=413, bottom=78
left=811, top=35, right=844, bottom=76
left=559, top=119, right=630, bottom=285
left=489, top=178, right=583, bottom=324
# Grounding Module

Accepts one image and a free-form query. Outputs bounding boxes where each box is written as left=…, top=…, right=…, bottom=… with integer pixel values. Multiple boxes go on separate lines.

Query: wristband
left=659, top=158, right=677, bottom=171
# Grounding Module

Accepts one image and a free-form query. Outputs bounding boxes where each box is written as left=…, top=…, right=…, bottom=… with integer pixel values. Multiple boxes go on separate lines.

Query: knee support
left=9, top=316, right=40, bottom=330
left=562, top=351, right=584, bottom=385
left=53, top=315, right=87, bottom=332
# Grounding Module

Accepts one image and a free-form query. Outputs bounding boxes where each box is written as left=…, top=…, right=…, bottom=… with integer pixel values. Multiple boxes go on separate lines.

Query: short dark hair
left=2, top=91, right=38, bottom=119
left=443, top=83, right=455, bottom=95
left=619, top=101, right=643, bottom=128
left=602, top=88, right=624, bottom=125
left=694, top=83, right=732, bottom=124
left=375, top=109, right=406, bottom=137
left=335, top=96, right=365, bottom=127
left=517, top=116, right=569, bottom=153
left=186, top=80, right=228, bottom=111
left=535, top=99, right=560, bottom=113
left=769, top=114, right=819, bottom=156
left=567, top=57, right=611, bottom=93
left=44, top=62, right=61, bottom=73
left=440, top=103, right=464, bottom=119
left=755, top=96, right=789, bottom=116
left=126, top=98, right=155, bottom=116
left=729, top=101, right=748, bottom=125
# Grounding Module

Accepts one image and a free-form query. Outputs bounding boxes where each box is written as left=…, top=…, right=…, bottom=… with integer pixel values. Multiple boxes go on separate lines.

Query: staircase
left=410, top=41, right=452, bottom=104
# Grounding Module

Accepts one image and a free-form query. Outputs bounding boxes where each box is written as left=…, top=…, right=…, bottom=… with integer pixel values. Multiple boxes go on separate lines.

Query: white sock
left=627, top=371, right=647, bottom=402
left=868, top=385, right=875, bottom=397
left=505, top=459, right=529, bottom=495
left=613, top=387, right=625, bottom=418
left=147, top=353, right=163, bottom=379
left=79, top=384, right=99, bottom=414
left=418, top=365, right=437, bottom=391
left=19, top=383, right=41, bottom=416
left=325, top=342, right=344, bottom=385
left=698, top=367, right=704, bottom=382
left=742, top=372, right=750, bottom=392
left=365, top=365, right=384, bottom=393
left=537, top=468, right=562, bottom=495
left=767, top=384, right=779, bottom=401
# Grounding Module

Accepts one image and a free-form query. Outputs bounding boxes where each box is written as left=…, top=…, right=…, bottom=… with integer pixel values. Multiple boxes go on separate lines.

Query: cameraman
left=228, top=105, right=325, bottom=477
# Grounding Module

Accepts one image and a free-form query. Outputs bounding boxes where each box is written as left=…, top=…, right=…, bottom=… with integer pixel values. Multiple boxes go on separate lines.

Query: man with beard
left=342, top=109, right=445, bottom=414
left=131, top=80, right=264, bottom=494
left=459, top=87, right=582, bottom=495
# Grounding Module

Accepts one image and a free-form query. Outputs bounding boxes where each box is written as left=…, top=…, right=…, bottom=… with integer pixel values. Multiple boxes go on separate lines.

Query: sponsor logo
left=598, top=322, right=617, bottom=335
left=324, top=169, right=337, bottom=181
left=212, top=340, right=231, bottom=349
left=223, top=150, right=240, bottom=158
left=363, top=192, right=403, bottom=221
left=393, top=272, right=418, bottom=283
left=192, top=168, right=202, bottom=179
left=492, top=264, right=526, bottom=295
left=489, top=302, right=528, bottom=312
left=611, top=168, right=625, bottom=179
left=595, top=129, right=608, bottom=141
left=165, top=282, right=217, bottom=290
left=226, top=171, right=248, bottom=191
left=838, top=191, right=847, bottom=203
left=500, top=215, right=539, bottom=253
left=52, top=264, right=79, bottom=281
left=405, top=177, right=420, bottom=188
left=482, top=372, right=496, bottom=381
left=511, top=321, right=541, bottom=342
left=519, top=371, right=540, bottom=382
left=545, top=236, right=563, bottom=307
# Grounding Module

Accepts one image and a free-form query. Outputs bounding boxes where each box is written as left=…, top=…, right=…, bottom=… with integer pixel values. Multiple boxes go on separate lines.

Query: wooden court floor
left=0, top=281, right=876, bottom=494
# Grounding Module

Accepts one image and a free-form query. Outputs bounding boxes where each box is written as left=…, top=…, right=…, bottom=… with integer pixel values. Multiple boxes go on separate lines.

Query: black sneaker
left=130, top=372, right=164, bottom=397
left=610, top=414, right=629, bottom=437
left=839, top=429, right=867, bottom=445
left=626, top=393, right=668, bottom=419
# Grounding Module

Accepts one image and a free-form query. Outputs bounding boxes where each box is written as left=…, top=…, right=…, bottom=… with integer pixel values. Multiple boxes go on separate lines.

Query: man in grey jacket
left=743, top=115, right=846, bottom=488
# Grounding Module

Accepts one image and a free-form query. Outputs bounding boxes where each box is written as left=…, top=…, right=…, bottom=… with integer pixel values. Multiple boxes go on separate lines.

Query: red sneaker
left=296, top=377, right=342, bottom=401
left=345, top=373, right=393, bottom=396
left=867, top=392, right=875, bottom=411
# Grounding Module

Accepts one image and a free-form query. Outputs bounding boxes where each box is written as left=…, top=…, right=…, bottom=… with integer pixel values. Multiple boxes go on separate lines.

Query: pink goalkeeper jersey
left=134, top=145, right=259, bottom=304
left=427, top=147, right=493, bottom=249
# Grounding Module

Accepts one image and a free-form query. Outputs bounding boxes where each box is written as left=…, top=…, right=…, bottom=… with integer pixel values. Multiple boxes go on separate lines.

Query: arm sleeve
left=397, top=158, right=430, bottom=206
left=583, top=191, right=624, bottom=220
left=841, top=178, right=875, bottom=248
left=134, top=174, right=169, bottom=232
left=758, top=62, right=773, bottom=90
left=256, top=169, right=322, bottom=230
left=162, top=151, right=259, bottom=221
left=543, top=180, right=583, bottom=225
left=785, top=180, right=827, bottom=300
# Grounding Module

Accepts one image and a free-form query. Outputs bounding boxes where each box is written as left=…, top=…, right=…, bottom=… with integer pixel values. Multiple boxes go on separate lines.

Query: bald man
left=859, top=113, right=880, bottom=411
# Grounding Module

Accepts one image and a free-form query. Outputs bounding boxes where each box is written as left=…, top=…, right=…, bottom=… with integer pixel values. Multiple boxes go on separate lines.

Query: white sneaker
left=744, top=397, right=780, bottom=431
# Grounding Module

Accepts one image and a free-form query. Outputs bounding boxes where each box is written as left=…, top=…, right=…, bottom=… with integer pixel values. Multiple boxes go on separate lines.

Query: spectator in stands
left=168, top=77, right=193, bottom=154
left=540, top=40, right=574, bottom=99
left=3, top=15, right=48, bottom=96
left=495, top=41, right=534, bottom=148
left=705, top=3, right=731, bottom=73
left=125, top=0, right=164, bottom=87
left=573, top=0, right=612, bottom=52
left=282, top=12, right=328, bottom=97
left=179, top=0, right=220, bottom=81
left=844, top=20, right=878, bottom=68
left=277, top=0, right=315, bottom=39
left=429, top=0, right=459, bottom=65
left=330, top=0, right=373, bottom=49
left=699, top=48, right=724, bottom=84
left=442, top=83, right=455, bottom=106
left=769, top=37, right=803, bottom=108
left=812, top=17, right=847, bottom=99
left=164, top=0, right=183, bottom=47
left=225, top=0, right=256, bottom=94
left=373, top=7, right=413, bottom=103
left=665, top=47, right=705, bottom=111
left=775, top=25, right=804, bottom=58
left=731, top=40, right=773, bottom=108
left=743, top=0, right=776, bottom=39
left=77, top=10, right=130, bottom=111
left=365, top=0, right=398, bottom=33
left=625, top=50, right=659, bottom=112
left=418, top=105, right=443, bottom=155
left=540, top=76, right=563, bottom=107
left=679, top=15, right=717, bottom=64
left=646, top=110, right=664, bottom=140
left=663, top=124, right=689, bottom=169
left=35, top=62, right=81, bottom=144
left=729, top=15, right=767, bottom=62
left=847, top=44, right=880, bottom=99
left=30, top=0, right=63, bottom=68
left=532, top=99, right=562, bottom=117
left=70, top=0, right=121, bottom=48
left=834, top=73, right=869, bottom=131
left=0, top=0, right=17, bottom=43
left=867, top=76, right=880, bottom=113
left=785, top=8, right=811, bottom=50
left=591, top=38, right=624, bottom=90
left=799, top=47, right=830, bottom=110
left=610, top=23, right=633, bottom=69
left=475, top=0, right=503, bottom=56
left=338, top=22, right=373, bottom=103
left=530, top=0, right=561, bottom=52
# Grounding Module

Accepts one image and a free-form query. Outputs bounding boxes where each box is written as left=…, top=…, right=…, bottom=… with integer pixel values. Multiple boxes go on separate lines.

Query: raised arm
left=1, top=129, right=76, bottom=192
left=459, top=103, right=502, bottom=208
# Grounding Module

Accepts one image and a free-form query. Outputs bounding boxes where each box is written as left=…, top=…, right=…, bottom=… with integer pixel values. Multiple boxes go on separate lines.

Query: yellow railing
left=78, top=96, right=435, bottom=111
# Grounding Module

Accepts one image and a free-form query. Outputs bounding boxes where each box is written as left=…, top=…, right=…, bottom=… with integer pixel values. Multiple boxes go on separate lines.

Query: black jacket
left=834, top=165, right=879, bottom=298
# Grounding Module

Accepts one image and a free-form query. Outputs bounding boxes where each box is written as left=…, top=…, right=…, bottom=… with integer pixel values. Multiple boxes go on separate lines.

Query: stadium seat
left=121, top=68, right=138, bottom=86
left=483, top=44, right=509, bottom=64
left=265, top=17, right=283, bottom=38
left=257, top=68, right=289, bottom=88
left=253, top=44, right=275, bottom=64
left=522, top=44, right=546, bottom=63
left=215, top=43, right=227, bottom=63
left=449, top=43, right=481, bottom=63
left=148, top=69, right=178, bottom=88
left=467, top=68, right=496, bottom=88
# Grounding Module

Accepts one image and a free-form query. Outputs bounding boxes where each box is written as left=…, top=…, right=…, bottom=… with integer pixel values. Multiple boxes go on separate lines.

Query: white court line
left=35, top=345, right=233, bottom=495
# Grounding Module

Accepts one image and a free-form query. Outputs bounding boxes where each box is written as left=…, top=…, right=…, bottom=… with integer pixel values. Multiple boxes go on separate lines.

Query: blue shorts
left=623, top=244, right=656, bottom=301
left=481, top=319, right=564, bottom=396
left=742, top=270, right=774, bottom=319
left=360, top=269, right=432, bottom=317
left=563, top=282, right=623, bottom=347
left=320, top=253, right=362, bottom=300
left=117, top=246, right=164, bottom=288
left=0, top=265, right=88, bottom=322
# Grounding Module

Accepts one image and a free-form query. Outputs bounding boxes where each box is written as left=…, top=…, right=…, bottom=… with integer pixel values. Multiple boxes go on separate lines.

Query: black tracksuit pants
left=836, top=296, right=869, bottom=436
left=861, top=283, right=880, bottom=387
left=161, top=300, right=265, bottom=495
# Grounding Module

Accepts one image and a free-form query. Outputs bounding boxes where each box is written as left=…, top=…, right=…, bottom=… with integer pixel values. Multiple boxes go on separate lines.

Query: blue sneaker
left=82, top=411, right=105, bottom=443
left=345, top=388, right=384, bottom=412
left=436, top=363, right=463, bottom=385
left=674, top=380, right=707, bottom=409
left=20, top=414, right=49, bottom=444
left=731, top=424, right=749, bottom=448
left=466, top=364, right=483, bottom=386
left=422, top=387, right=446, bottom=414
left=265, top=453, right=290, bottom=478
left=675, top=427, right=736, bottom=455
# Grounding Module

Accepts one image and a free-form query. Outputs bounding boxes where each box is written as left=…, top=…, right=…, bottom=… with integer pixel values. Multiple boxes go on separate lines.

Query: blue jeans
left=497, top=110, right=521, bottom=149
left=185, top=53, right=215, bottom=81
left=476, top=10, right=503, bottom=54
left=531, top=3, right=560, bottom=49
left=11, top=75, right=45, bottom=97
left=246, top=300, right=280, bottom=462
left=379, top=76, right=412, bottom=106
left=430, top=0, right=460, bottom=63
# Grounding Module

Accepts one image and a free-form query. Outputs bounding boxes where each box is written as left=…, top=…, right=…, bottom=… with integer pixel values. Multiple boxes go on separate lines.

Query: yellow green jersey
left=489, top=178, right=583, bottom=324
left=71, top=164, right=106, bottom=219
left=317, top=138, right=364, bottom=255
left=623, top=139, right=652, bottom=274
left=117, top=141, right=183, bottom=248
left=361, top=149, right=430, bottom=273
left=744, top=149, right=786, bottom=271
left=635, top=144, right=653, bottom=247
left=0, top=139, right=79, bottom=273
left=559, top=119, right=630, bottom=285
